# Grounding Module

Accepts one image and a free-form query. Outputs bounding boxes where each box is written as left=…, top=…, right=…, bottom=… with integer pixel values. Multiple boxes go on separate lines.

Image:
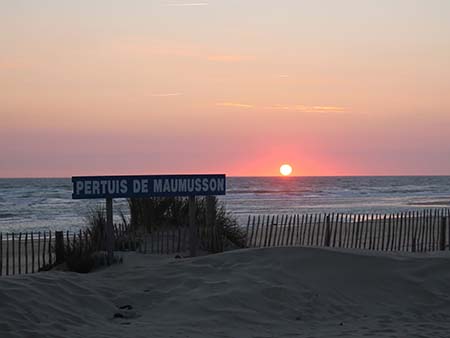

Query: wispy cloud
left=166, top=2, right=209, bottom=6
left=295, top=105, right=346, bottom=113
left=264, top=104, right=347, bottom=113
left=264, top=104, right=291, bottom=110
left=151, top=93, right=182, bottom=97
left=216, top=102, right=346, bottom=112
left=216, top=102, right=253, bottom=108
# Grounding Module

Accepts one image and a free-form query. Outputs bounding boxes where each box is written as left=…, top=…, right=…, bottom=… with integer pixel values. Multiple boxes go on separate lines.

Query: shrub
left=63, top=205, right=121, bottom=273
left=128, top=196, right=247, bottom=250
left=84, top=205, right=107, bottom=250
left=65, top=250, right=96, bottom=273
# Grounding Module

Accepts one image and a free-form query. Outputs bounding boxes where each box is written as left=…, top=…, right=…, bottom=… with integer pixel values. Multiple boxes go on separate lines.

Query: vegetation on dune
left=127, top=196, right=246, bottom=249
left=82, top=197, right=246, bottom=256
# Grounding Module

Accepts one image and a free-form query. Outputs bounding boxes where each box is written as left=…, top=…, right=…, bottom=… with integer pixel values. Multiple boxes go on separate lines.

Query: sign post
left=72, top=174, right=226, bottom=258
left=188, top=196, right=197, bottom=257
left=106, top=197, right=114, bottom=263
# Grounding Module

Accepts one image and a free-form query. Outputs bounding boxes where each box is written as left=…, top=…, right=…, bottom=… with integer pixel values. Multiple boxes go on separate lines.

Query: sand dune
left=1, top=247, right=450, bottom=338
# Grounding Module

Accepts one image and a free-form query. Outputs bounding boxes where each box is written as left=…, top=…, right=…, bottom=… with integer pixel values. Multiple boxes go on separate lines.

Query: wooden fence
left=2, top=208, right=449, bottom=277
left=0, top=231, right=55, bottom=276
left=0, top=222, right=222, bottom=276
left=135, top=224, right=223, bottom=255
left=0, top=224, right=127, bottom=276
left=245, top=209, right=450, bottom=252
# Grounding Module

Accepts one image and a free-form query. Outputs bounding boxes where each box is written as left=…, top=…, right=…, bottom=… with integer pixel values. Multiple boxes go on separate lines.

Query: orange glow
left=1, top=2, right=450, bottom=177
left=280, top=164, right=293, bottom=176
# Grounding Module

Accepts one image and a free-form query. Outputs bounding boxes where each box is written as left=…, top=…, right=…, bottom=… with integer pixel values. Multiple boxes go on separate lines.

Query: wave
left=408, top=200, right=450, bottom=206
left=0, top=213, right=17, bottom=219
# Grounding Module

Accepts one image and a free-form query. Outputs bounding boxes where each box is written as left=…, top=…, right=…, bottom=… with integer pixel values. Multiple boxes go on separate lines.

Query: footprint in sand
left=113, top=305, right=139, bottom=320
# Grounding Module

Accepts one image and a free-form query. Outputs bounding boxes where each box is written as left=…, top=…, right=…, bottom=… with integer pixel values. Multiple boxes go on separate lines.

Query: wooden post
left=255, top=215, right=261, bottom=247
left=248, top=216, right=255, bottom=248
left=24, top=233, right=28, bottom=274
left=42, top=232, right=46, bottom=268
left=189, top=196, right=197, bottom=257
left=315, top=214, right=322, bottom=246
left=6, top=233, right=9, bottom=276
left=12, top=233, right=15, bottom=275
left=48, top=231, right=52, bottom=266
left=332, top=213, right=338, bottom=247
left=55, top=231, right=65, bottom=264
left=276, top=215, right=284, bottom=246
left=177, top=227, right=181, bottom=253
left=37, top=232, right=41, bottom=269
left=440, top=216, right=447, bottom=251
left=307, top=214, right=313, bottom=245
left=245, top=215, right=250, bottom=247
left=0, top=233, right=2, bottom=276
left=316, top=213, right=322, bottom=246
left=447, top=210, right=450, bottom=250
left=66, top=231, right=70, bottom=254
left=324, top=214, right=331, bottom=247
left=31, top=233, right=35, bottom=273
left=398, top=213, right=404, bottom=251
left=301, top=214, right=307, bottom=246
left=289, top=214, right=297, bottom=246
left=272, top=215, right=279, bottom=246
left=18, top=233, right=22, bottom=274
left=263, top=215, right=270, bottom=247
left=106, top=198, right=114, bottom=264
left=267, top=215, right=275, bottom=247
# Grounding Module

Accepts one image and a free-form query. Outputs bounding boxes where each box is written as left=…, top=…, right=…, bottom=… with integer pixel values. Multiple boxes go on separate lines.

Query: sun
left=280, top=164, right=293, bottom=176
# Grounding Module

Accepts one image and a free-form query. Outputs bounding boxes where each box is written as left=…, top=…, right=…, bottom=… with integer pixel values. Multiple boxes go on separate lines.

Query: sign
left=72, top=174, right=226, bottom=199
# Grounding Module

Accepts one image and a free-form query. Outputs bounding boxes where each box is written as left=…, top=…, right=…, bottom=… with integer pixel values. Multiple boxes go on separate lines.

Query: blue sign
left=72, top=174, right=226, bottom=199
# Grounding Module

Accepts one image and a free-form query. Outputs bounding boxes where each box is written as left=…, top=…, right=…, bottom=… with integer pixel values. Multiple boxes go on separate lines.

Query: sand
left=1, top=247, right=450, bottom=338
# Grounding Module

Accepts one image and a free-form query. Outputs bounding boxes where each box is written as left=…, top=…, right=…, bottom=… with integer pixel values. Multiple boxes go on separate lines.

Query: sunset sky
left=1, top=0, right=450, bottom=177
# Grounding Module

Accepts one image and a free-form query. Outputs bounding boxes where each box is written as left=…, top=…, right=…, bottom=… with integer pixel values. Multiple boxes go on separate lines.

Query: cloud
left=264, top=104, right=291, bottom=110
left=264, top=104, right=347, bottom=113
left=216, top=102, right=253, bottom=108
left=295, top=105, right=346, bottom=113
left=151, top=93, right=182, bottom=97
left=166, top=2, right=209, bottom=6
left=217, top=102, right=346, bottom=112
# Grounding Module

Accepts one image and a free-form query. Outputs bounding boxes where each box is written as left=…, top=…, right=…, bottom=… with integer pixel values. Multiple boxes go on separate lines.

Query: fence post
left=106, top=198, right=114, bottom=264
left=324, top=215, right=331, bottom=247
left=55, top=231, right=65, bottom=264
left=440, top=216, right=447, bottom=251
left=411, top=232, right=416, bottom=252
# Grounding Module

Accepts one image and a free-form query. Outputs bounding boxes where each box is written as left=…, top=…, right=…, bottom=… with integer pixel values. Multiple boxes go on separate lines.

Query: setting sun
left=280, top=164, right=293, bottom=176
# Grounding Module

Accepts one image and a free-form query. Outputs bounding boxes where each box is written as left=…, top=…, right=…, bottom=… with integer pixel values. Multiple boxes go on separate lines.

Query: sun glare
left=280, top=164, right=293, bottom=176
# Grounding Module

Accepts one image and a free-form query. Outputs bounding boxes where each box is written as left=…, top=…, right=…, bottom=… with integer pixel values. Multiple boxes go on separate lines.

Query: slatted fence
left=245, top=209, right=450, bottom=252
left=3, top=209, right=449, bottom=276
left=0, top=222, right=223, bottom=276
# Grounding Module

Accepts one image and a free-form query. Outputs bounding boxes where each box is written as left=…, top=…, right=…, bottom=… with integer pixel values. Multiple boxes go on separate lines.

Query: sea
left=0, top=176, right=450, bottom=233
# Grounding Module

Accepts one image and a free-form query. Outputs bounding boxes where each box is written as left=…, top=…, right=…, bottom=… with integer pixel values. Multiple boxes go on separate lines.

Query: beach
left=1, top=247, right=450, bottom=338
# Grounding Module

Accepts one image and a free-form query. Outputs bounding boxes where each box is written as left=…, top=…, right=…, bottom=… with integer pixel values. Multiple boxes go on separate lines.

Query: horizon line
left=1, top=174, right=450, bottom=179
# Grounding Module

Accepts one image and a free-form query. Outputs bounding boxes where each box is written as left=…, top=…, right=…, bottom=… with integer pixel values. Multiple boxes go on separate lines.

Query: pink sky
left=1, top=1, right=450, bottom=177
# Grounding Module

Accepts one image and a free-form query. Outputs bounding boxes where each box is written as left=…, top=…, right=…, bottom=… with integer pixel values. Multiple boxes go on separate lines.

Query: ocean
left=0, top=176, right=449, bottom=233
